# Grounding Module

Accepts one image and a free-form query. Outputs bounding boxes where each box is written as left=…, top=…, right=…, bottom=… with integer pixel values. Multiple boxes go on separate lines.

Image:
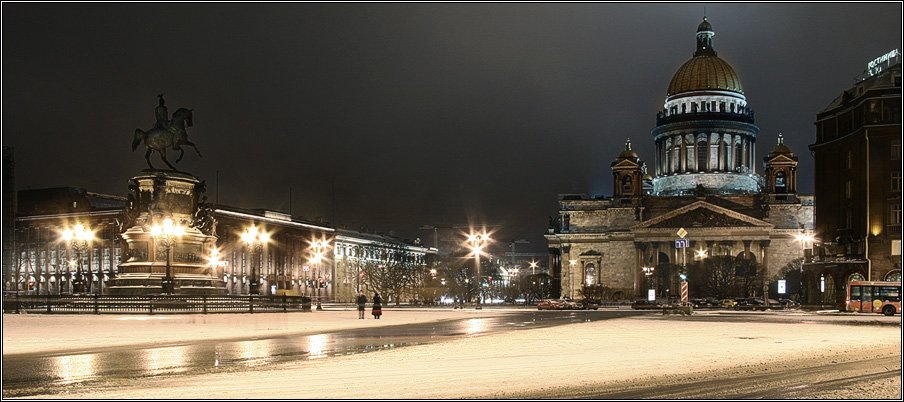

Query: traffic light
left=679, top=273, right=687, bottom=281
left=678, top=266, right=687, bottom=282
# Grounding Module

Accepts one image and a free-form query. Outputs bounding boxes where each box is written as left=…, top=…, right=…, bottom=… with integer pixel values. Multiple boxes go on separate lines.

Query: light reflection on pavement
left=2, top=310, right=644, bottom=397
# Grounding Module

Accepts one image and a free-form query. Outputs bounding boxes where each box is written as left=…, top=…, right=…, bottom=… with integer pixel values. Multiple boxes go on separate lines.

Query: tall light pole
left=465, top=229, right=491, bottom=309
left=61, top=224, right=94, bottom=294
left=151, top=218, right=185, bottom=295
left=529, top=260, right=538, bottom=276
left=309, top=235, right=330, bottom=309
left=241, top=225, right=269, bottom=295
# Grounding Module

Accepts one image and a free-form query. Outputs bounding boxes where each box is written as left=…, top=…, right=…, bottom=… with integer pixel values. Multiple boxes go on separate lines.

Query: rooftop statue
left=132, top=94, right=202, bottom=170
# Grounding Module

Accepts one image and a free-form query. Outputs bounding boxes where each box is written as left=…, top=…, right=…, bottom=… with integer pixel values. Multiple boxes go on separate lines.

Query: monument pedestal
left=107, top=170, right=226, bottom=295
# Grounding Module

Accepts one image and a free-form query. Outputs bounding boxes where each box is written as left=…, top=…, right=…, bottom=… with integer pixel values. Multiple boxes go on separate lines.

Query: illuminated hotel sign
left=867, top=49, right=900, bottom=76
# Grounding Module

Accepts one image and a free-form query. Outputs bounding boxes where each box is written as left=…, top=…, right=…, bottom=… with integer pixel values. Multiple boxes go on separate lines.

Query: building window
left=584, top=264, right=597, bottom=286
left=893, top=171, right=902, bottom=192
left=891, top=203, right=902, bottom=227
left=697, top=140, right=708, bottom=171
left=892, top=143, right=902, bottom=160
left=845, top=181, right=852, bottom=199
left=891, top=240, right=902, bottom=257
left=846, top=151, right=853, bottom=169
left=775, top=172, right=787, bottom=193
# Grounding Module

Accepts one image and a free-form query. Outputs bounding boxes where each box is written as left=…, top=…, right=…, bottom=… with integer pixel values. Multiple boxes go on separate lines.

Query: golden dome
left=667, top=55, right=744, bottom=96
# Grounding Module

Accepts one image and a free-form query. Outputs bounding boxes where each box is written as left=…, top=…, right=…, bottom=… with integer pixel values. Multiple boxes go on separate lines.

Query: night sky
left=3, top=3, right=902, bottom=252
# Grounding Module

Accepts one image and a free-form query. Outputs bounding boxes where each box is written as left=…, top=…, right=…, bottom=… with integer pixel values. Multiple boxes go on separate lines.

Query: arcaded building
left=545, top=18, right=813, bottom=301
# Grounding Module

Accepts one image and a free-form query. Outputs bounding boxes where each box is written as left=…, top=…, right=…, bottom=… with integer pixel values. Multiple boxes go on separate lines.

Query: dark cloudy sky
left=3, top=3, right=902, bottom=252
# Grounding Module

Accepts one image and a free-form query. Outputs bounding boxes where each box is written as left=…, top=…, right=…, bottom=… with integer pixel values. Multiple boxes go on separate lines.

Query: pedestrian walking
left=372, top=292, right=383, bottom=319
left=356, top=292, right=367, bottom=319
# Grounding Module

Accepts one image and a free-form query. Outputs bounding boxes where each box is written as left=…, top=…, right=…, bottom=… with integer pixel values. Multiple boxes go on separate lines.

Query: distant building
left=804, top=59, right=902, bottom=306
left=11, top=187, right=434, bottom=300
left=545, top=18, right=813, bottom=301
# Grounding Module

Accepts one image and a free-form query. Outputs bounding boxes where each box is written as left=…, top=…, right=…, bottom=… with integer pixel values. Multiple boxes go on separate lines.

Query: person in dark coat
left=355, top=292, right=368, bottom=319
left=372, top=293, right=383, bottom=319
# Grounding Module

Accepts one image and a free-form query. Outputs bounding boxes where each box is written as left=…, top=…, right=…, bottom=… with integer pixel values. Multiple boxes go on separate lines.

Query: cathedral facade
left=545, top=18, right=813, bottom=301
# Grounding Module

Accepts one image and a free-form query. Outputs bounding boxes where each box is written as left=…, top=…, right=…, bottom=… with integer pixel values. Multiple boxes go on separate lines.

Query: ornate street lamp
left=151, top=218, right=185, bottom=294
left=241, top=225, right=269, bottom=295
left=465, top=229, right=491, bottom=309
left=60, top=224, right=94, bottom=294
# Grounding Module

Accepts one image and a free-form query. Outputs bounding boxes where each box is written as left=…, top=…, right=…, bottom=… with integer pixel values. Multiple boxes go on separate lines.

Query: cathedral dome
left=667, top=17, right=744, bottom=97
left=667, top=56, right=744, bottom=96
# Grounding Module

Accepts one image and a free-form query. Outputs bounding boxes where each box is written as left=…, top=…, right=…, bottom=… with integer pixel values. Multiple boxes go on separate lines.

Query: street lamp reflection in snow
left=241, top=226, right=270, bottom=295
left=464, top=229, right=491, bottom=309
left=60, top=223, right=94, bottom=294
left=150, top=218, right=185, bottom=294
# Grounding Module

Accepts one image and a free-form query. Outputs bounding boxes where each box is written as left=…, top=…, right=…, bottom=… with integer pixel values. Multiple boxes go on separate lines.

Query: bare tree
left=699, top=256, right=738, bottom=299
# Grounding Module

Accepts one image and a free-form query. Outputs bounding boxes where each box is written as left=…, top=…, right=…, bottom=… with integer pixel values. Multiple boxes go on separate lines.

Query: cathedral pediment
left=634, top=201, right=772, bottom=230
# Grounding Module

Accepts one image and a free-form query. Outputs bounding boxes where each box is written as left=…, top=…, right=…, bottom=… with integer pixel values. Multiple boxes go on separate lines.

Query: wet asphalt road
left=2, top=310, right=645, bottom=398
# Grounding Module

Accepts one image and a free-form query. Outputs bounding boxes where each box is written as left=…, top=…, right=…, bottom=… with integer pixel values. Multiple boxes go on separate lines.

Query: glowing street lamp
left=151, top=218, right=185, bottom=294
left=60, top=224, right=94, bottom=294
left=308, top=235, right=331, bottom=309
left=529, top=260, right=538, bottom=276
left=465, top=229, right=491, bottom=309
left=241, top=225, right=269, bottom=295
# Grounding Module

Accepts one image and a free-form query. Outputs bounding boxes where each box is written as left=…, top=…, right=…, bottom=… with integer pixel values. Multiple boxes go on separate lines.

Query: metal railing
left=2, top=293, right=319, bottom=315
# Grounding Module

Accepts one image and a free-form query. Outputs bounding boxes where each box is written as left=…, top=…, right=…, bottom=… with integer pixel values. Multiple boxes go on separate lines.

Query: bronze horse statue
left=132, top=107, right=202, bottom=170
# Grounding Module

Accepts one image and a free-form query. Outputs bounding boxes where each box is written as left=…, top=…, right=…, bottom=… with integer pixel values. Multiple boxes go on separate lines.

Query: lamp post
left=61, top=224, right=94, bottom=294
left=309, top=236, right=330, bottom=309
left=529, top=260, right=538, bottom=276
left=642, top=266, right=655, bottom=300
left=151, top=218, right=185, bottom=295
left=465, top=230, right=491, bottom=309
left=241, top=225, right=269, bottom=295
left=794, top=231, right=816, bottom=302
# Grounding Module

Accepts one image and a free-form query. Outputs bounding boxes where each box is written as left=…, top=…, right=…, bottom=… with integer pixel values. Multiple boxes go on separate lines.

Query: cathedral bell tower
left=611, top=139, right=646, bottom=197
left=763, top=134, right=799, bottom=196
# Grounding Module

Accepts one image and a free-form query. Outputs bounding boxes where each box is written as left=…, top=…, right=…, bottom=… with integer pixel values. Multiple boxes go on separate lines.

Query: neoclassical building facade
left=546, top=18, right=814, bottom=301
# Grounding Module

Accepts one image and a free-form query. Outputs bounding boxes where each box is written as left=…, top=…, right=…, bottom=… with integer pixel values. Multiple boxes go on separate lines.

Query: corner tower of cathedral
left=651, top=17, right=762, bottom=196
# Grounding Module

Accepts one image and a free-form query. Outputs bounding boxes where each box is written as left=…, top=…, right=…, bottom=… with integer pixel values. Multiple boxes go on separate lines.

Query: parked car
left=631, top=300, right=662, bottom=310
left=719, top=298, right=737, bottom=308
left=537, top=299, right=566, bottom=310
left=576, top=300, right=600, bottom=310
left=779, top=298, right=800, bottom=309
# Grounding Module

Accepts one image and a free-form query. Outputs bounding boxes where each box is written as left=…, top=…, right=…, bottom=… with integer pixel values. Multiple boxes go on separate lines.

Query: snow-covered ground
left=3, top=309, right=901, bottom=399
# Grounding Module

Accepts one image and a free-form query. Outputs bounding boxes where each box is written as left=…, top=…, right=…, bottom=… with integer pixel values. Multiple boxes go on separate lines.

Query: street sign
left=777, top=280, right=786, bottom=294
left=675, top=239, right=689, bottom=249
left=303, top=265, right=310, bottom=272
left=680, top=281, right=688, bottom=303
left=677, top=228, right=687, bottom=238
left=647, top=289, right=656, bottom=302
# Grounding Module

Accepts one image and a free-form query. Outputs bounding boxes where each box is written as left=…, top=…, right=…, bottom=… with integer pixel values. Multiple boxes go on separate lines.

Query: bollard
left=47, top=293, right=52, bottom=313
left=149, top=295, right=155, bottom=315
left=203, top=295, right=208, bottom=314
left=249, top=295, right=254, bottom=314
left=94, top=293, right=99, bottom=315
left=283, top=294, right=287, bottom=313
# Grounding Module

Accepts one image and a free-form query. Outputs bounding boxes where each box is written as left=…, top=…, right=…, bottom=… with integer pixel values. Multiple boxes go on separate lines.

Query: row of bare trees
left=346, top=246, right=554, bottom=305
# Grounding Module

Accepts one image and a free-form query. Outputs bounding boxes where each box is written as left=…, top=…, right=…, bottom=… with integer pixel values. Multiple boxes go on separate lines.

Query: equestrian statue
left=132, top=94, right=202, bottom=170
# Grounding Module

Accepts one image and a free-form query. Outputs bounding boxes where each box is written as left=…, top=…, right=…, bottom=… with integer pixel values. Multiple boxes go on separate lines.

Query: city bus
left=846, top=281, right=901, bottom=316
